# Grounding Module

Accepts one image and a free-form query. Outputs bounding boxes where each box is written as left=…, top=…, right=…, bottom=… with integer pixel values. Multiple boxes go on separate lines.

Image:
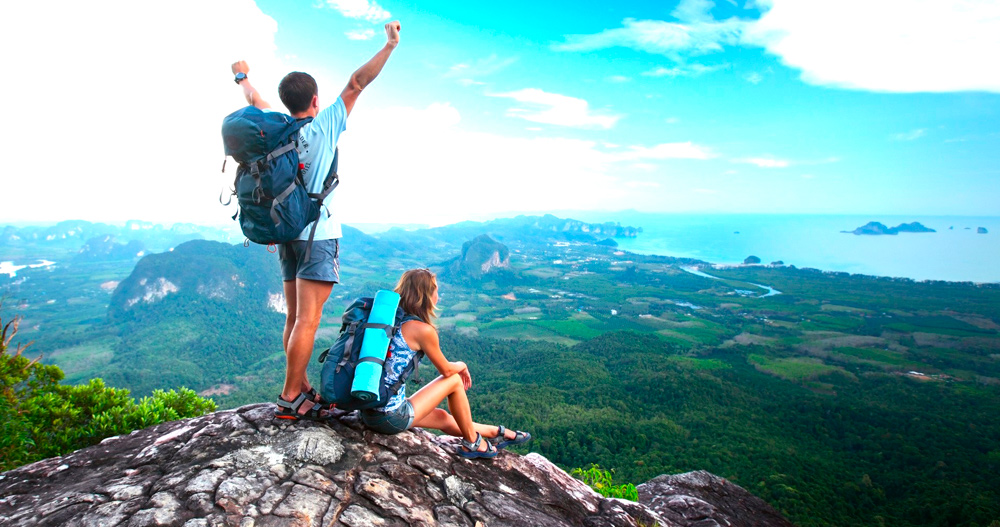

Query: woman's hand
left=452, top=361, right=472, bottom=390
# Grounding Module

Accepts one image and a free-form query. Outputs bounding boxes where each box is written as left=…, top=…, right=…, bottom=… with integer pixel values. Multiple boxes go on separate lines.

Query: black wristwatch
left=234, top=72, right=248, bottom=84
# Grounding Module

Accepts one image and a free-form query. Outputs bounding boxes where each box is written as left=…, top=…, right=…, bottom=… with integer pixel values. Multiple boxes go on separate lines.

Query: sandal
left=491, top=425, right=531, bottom=450
left=457, top=433, right=498, bottom=459
left=275, top=392, right=334, bottom=421
left=305, top=387, right=330, bottom=406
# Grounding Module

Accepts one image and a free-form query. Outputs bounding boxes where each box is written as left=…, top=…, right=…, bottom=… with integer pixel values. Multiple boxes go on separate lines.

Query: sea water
left=573, top=213, right=1000, bottom=283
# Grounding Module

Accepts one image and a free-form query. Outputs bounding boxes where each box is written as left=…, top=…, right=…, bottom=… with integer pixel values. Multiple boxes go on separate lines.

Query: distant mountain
left=445, top=234, right=511, bottom=280
left=375, top=214, right=642, bottom=262
left=74, top=235, right=145, bottom=262
left=340, top=224, right=400, bottom=263
left=105, top=240, right=285, bottom=394
left=842, top=221, right=936, bottom=235
left=109, top=240, right=280, bottom=318
left=0, top=220, right=235, bottom=254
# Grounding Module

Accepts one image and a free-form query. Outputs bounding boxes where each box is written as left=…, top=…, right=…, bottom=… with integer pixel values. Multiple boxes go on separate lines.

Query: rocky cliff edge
left=0, top=404, right=793, bottom=527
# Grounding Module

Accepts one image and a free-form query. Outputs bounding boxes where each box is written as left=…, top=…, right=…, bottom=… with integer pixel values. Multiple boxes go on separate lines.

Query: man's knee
left=291, top=315, right=321, bottom=333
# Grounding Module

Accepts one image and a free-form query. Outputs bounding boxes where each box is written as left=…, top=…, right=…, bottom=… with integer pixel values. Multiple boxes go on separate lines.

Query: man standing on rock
left=231, top=21, right=401, bottom=420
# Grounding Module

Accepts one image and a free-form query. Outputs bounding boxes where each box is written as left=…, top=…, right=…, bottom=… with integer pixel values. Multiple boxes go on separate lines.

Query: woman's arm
left=408, top=322, right=469, bottom=384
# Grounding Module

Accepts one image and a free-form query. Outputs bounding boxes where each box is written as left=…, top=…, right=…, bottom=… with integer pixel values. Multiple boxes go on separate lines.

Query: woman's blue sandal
left=275, top=392, right=334, bottom=422
left=492, top=426, right=531, bottom=450
left=457, top=433, right=498, bottom=459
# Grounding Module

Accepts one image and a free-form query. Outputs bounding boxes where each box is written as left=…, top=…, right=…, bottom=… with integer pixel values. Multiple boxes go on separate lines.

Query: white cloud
left=890, top=128, right=927, bottom=141
left=490, top=89, right=622, bottom=129
left=606, top=75, right=632, bottom=83
left=665, top=117, right=681, bottom=124
left=328, top=103, right=718, bottom=224
left=735, top=157, right=790, bottom=168
left=0, top=0, right=286, bottom=225
left=322, top=0, right=390, bottom=22
left=345, top=28, right=376, bottom=40
left=335, top=103, right=628, bottom=224
left=558, top=0, right=1000, bottom=93
left=744, top=72, right=763, bottom=84
left=447, top=55, right=518, bottom=85
left=616, top=142, right=715, bottom=161
left=643, top=63, right=728, bottom=77
left=746, top=0, right=1000, bottom=92
left=555, top=17, right=744, bottom=61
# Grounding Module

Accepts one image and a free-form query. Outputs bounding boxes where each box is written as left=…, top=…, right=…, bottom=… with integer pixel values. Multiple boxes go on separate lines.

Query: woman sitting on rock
left=360, top=268, right=530, bottom=459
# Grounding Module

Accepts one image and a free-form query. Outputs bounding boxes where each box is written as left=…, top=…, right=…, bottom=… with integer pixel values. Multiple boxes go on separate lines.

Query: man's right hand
left=385, top=21, right=401, bottom=48
left=231, top=61, right=249, bottom=75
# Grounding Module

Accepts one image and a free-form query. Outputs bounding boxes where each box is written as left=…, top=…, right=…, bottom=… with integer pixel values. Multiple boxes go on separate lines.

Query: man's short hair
left=278, top=72, right=318, bottom=114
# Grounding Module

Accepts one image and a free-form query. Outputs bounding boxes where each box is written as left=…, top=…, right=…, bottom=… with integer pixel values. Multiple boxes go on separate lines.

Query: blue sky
left=1, top=0, right=998, bottom=226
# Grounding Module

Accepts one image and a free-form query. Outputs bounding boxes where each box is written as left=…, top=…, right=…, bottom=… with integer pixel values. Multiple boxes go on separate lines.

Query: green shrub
left=1, top=308, right=215, bottom=472
left=571, top=464, right=639, bottom=501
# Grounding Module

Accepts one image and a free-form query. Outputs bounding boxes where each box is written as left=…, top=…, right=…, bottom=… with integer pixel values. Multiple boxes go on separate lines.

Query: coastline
left=609, top=214, right=1000, bottom=285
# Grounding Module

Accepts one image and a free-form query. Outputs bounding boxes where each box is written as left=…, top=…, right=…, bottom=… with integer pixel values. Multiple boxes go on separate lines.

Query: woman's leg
left=408, top=374, right=517, bottom=444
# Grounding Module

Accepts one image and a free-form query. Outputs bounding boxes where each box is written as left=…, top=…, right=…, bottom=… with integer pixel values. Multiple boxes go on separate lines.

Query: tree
left=1, top=305, right=216, bottom=472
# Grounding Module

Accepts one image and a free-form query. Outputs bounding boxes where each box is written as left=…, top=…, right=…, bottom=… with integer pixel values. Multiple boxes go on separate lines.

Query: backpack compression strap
left=333, top=321, right=395, bottom=374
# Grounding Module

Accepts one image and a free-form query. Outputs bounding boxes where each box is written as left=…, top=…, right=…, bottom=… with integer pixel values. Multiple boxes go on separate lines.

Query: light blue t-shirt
left=293, top=97, right=347, bottom=241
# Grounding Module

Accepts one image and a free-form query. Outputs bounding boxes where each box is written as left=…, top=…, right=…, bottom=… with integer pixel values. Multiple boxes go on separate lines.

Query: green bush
left=1, top=308, right=216, bottom=472
left=571, top=464, right=639, bottom=501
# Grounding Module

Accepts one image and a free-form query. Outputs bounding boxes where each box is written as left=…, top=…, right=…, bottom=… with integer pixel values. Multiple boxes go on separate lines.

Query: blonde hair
left=395, top=268, right=438, bottom=326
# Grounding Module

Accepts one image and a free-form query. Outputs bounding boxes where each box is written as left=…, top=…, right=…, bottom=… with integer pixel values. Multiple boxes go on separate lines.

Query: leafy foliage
left=1, top=306, right=215, bottom=472
left=571, top=464, right=639, bottom=501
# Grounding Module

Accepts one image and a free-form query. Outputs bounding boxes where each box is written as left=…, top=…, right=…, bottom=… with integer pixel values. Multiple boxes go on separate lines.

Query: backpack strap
left=335, top=320, right=362, bottom=373
left=361, top=322, right=394, bottom=339
left=385, top=313, right=426, bottom=393
left=387, top=350, right=424, bottom=396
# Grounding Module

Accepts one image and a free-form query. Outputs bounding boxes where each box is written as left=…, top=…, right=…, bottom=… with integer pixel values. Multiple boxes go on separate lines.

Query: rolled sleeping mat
left=351, top=289, right=401, bottom=401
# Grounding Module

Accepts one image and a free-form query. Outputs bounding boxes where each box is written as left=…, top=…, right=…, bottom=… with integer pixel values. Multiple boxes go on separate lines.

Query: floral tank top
left=375, top=322, right=419, bottom=413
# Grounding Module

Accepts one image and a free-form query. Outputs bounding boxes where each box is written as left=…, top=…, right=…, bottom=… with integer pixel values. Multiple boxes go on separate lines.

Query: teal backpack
left=318, top=296, right=423, bottom=411
left=221, top=106, right=338, bottom=257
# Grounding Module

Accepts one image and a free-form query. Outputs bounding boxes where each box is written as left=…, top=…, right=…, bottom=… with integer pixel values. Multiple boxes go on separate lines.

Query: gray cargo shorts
left=278, top=239, right=340, bottom=283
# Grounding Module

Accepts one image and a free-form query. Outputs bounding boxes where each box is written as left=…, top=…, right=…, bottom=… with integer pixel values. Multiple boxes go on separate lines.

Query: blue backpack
left=318, top=297, right=424, bottom=411
left=221, top=106, right=339, bottom=256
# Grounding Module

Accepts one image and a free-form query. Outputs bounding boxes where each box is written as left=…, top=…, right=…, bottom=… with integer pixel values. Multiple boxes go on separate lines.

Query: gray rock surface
left=0, top=404, right=793, bottom=527
left=638, top=471, right=794, bottom=527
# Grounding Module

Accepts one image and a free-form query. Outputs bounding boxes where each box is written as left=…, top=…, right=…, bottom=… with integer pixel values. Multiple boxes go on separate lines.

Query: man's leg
left=281, top=279, right=314, bottom=396
left=281, top=277, right=334, bottom=405
left=282, top=279, right=297, bottom=351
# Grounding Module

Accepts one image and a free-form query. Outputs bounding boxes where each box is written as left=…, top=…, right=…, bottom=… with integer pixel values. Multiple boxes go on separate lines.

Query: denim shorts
left=279, top=238, right=340, bottom=283
left=360, top=401, right=414, bottom=435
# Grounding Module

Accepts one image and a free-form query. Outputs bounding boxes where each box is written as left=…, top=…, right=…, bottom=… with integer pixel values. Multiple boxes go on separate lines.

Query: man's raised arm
left=340, top=21, right=401, bottom=116
left=231, top=61, right=271, bottom=110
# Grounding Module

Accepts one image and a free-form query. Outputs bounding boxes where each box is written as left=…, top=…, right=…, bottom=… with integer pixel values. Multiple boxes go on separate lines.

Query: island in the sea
left=842, top=221, right=936, bottom=235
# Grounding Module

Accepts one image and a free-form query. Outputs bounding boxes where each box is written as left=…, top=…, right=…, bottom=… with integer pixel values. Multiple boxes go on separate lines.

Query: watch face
left=235, top=72, right=247, bottom=84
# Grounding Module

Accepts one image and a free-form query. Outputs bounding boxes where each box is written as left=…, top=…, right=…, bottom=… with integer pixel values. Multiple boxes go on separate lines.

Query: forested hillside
left=4, top=216, right=1000, bottom=526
